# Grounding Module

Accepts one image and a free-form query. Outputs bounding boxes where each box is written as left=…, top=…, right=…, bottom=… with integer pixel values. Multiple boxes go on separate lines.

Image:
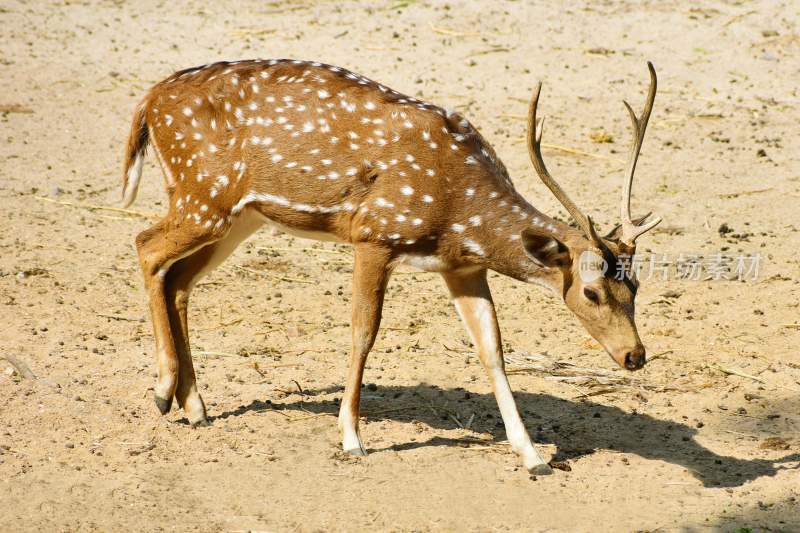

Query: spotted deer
left=122, top=59, right=661, bottom=475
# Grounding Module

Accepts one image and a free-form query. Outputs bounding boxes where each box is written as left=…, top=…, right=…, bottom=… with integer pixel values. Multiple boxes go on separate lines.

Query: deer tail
left=121, top=100, right=149, bottom=208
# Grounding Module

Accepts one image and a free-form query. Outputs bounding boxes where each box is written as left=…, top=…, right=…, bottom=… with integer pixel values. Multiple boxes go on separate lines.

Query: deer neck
left=438, top=185, right=574, bottom=285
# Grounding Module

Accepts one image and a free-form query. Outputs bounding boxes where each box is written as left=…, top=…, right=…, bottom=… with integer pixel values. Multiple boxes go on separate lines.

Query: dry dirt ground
left=1, top=1, right=799, bottom=531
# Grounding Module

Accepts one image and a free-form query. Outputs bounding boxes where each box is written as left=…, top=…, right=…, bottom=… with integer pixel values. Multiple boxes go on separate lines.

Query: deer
left=121, top=58, right=661, bottom=475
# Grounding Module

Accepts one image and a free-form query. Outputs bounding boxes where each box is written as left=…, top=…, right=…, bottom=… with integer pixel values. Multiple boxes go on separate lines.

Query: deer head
left=522, top=62, right=661, bottom=371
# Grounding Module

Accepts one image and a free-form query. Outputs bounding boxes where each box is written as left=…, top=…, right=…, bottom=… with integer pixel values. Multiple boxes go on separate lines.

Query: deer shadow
left=209, top=383, right=799, bottom=488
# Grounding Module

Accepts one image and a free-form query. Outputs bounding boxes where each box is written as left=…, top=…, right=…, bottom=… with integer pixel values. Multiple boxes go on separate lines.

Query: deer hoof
left=154, top=395, right=172, bottom=415
left=190, top=416, right=211, bottom=428
left=528, top=463, right=554, bottom=476
left=342, top=436, right=368, bottom=457
left=344, top=446, right=368, bottom=457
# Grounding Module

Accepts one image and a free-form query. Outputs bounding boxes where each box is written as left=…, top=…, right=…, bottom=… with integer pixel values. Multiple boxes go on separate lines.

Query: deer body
left=123, top=59, right=662, bottom=475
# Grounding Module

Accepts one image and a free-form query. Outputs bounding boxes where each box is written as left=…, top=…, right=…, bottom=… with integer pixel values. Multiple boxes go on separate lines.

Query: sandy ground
left=1, top=0, right=799, bottom=531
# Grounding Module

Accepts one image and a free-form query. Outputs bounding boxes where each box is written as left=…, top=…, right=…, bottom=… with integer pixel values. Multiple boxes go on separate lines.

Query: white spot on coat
left=464, top=239, right=485, bottom=256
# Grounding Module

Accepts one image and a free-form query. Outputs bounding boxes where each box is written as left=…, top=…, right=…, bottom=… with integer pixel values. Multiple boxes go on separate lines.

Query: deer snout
left=621, top=345, right=646, bottom=371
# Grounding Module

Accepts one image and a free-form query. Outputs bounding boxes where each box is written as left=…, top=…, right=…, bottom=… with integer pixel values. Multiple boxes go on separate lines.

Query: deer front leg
left=442, top=269, right=553, bottom=475
left=338, top=244, right=393, bottom=456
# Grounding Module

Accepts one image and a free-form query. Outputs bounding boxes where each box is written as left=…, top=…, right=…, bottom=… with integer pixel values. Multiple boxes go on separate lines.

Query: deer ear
left=521, top=229, right=571, bottom=267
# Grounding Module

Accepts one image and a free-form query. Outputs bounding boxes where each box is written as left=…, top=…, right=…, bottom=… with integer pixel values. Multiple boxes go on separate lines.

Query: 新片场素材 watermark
left=578, top=251, right=762, bottom=282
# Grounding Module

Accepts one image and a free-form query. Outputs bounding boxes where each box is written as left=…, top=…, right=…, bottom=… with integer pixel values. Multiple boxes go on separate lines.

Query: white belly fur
left=398, top=254, right=451, bottom=272
left=249, top=213, right=466, bottom=274
left=253, top=211, right=343, bottom=243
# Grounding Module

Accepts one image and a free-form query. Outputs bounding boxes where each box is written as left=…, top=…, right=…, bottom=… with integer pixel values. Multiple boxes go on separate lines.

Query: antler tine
left=620, top=61, right=662, bottom=245
left=527, top=82, right=597, bottom=241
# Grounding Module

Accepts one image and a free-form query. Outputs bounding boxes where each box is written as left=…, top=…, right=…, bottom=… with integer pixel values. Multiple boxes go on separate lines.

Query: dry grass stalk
left=504, top=351, right=669, bottom=391
left=34, top=196, right=159, bottom=219
left=228, top=28, right=277, bottom=39
left=97, top=313, right=141, bottom=322
left=195, top=350, right=238, bottom=358
left=429, top=23, right=483, bottom=37
left=707, top=362, right=765, bottom=383
left=540, top=142, right=623, bottom=163
left=707, top=363, right=800, bottom=392
left=465, top=413, right=476, bottom=430
left=718, top=188, right=773, bottom=198
left=2, top=355, right=36, bottom=379
left=468, top=47, right=511, bottom=57
left=257, top=245, right=351, bottom=257
left=723, top=10, right=757, bottom=27
left=510, top=138, right=624, bottom=163
left=233, top=264, right=314, bottom=284
left=0, top=104, right=34, bottom=114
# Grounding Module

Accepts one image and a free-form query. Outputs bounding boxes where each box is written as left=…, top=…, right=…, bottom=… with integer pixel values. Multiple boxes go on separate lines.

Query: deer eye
left=583, top=287, right=600, bottom=303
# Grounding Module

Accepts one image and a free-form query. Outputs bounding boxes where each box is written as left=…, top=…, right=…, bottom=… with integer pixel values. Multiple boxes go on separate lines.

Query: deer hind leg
left=135, top=218, right=217, bottom=416
left=164, top=210, right=264, bottom=425
left=338, top=243, right=393, bottom=456
left=442, top=269, right=553, bottom=475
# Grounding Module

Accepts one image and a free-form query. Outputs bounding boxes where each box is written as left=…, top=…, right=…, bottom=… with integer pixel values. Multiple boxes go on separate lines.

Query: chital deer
left=122, top=59, right=661, bottom=475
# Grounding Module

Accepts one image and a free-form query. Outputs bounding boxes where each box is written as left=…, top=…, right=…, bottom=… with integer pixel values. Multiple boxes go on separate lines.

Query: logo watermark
left=579, top=252, right=762, bottom=282
left=578, top=250, right=608, bottom=282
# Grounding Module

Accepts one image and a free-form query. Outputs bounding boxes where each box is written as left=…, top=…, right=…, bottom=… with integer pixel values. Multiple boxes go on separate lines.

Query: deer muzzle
left=618, top=344, right=646, bottom=371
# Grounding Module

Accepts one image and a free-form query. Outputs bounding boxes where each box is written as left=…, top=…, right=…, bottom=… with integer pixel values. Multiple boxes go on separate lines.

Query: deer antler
left=526, top=82, right=599, bottom=242
left=620, top=61, right=662, bottom=246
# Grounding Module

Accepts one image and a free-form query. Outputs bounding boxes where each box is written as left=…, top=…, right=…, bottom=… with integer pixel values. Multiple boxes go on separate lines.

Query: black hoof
left=190, top=417, right=211, bottom=428
left=154, top=395, right=173, bottom=415
left=529, top=463, right=554, bottom=476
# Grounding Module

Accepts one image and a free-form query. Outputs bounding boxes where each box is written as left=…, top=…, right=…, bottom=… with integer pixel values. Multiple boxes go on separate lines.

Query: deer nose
left=623, top=346, right=646, bottom=370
